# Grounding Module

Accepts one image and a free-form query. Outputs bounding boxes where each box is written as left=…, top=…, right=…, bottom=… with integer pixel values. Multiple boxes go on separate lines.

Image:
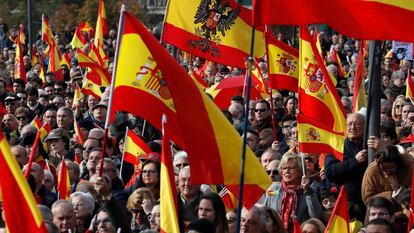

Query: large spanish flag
left=110, top=15, right=184, bottom=148
left=162, top=0, right=266, bottom=68
left=325, top=186, right=350, bottom=233
left=124, top=129, right=151, bottom=166
left=57, top=160, right=71, bottom=200
left=253, top=0, right=414, bottom=42
left=297, top=26, right=346, bottom=161
left=160, top=116, right=180, bottom=233
left=0, top=133, right=48, bottom=232
left=266, top=34, right=299, bottom=92
left=352, top=43, right=367, bottom=112
left=116, top=11, right=271, bottom=208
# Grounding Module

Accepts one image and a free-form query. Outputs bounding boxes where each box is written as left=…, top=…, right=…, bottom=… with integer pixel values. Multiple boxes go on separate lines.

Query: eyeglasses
left=254, top=109, right=268, bottom=113
left=16, top=116, right=27, bottom=121
left=395, top=105, right=404, bottom=108
left=175, top=163, right=189, bottom=169
left=266, top=170, right=279, bottom=176
left=130, top=208, right=142, bottom=214
left=141, top=170, right=157, bottom=175
left=5, top=102, right=15, bottom=106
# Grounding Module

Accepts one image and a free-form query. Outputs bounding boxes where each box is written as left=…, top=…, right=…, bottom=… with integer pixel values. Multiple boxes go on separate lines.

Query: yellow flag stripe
left=364, top=0, right=414, bottom=11
left=0, top=138, right=44, bottom=226
left=160, top=163, right=180, bottom=232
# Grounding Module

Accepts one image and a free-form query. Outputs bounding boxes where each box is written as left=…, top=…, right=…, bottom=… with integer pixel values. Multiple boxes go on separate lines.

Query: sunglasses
left=254, top=109, right=267, bottom=113
left=16, top=116, right=27, bottom=121
left=266, top=170, right=279, bottom=176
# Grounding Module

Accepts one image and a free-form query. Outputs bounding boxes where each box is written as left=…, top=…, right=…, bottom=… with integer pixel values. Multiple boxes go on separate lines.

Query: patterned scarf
left=280, top=180, right=303, bottom=231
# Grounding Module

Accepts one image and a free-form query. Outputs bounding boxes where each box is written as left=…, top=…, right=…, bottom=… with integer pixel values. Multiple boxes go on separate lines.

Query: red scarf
left=280, top=180, right=303, bottom=231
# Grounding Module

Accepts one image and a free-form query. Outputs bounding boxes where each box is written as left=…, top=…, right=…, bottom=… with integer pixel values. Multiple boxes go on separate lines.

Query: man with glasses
left=325, top=113, right=380, bottom=216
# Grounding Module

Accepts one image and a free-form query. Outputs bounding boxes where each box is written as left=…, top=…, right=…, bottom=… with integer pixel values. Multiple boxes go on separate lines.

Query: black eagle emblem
left=188, top=0, right=240, bottom=57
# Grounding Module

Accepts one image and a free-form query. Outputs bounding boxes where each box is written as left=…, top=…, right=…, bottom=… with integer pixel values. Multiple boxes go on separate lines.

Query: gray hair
left=70, top=191, right=95, bottom=215
left=51, top=200, right=74, bottom=215
left=242, top=205, right=268, bottom=227
left=38, top=204, right=54, bottom=222
left=278, top=151, right=303, bottom=175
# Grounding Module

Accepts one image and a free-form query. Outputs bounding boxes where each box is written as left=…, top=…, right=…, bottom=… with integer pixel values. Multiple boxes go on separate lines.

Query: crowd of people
left=0, top=13, right=413, bottom=233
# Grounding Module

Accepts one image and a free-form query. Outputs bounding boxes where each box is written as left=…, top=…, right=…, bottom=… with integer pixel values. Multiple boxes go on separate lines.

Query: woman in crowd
left=261, top=152, right=322, bottom=232
left=197, top=192, right=229, bottom=233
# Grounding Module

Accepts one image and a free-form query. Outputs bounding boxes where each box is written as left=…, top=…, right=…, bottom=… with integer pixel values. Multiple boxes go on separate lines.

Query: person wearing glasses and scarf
left=261, top=152, right=322, bottom=232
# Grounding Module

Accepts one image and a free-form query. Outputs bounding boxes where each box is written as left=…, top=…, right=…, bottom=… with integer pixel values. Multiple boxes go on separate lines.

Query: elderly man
left=389, top=70, right=406, bottom=99
left=240, top=206, right=268, bottom=233
left=11, top=145, right=28, bottom=168
left=42, top=104, right=58, bottom=129
left=177, top=166, right=202, bottom=231
left=57, top=107, right=74, bottom=132
left=51, top=200, right=76, bottom=233
left=325, top=113, right=379, bottom=216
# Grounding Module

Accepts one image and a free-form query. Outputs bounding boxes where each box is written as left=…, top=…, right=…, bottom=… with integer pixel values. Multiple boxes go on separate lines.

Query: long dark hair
left=199, top=192, right=229, bottom=233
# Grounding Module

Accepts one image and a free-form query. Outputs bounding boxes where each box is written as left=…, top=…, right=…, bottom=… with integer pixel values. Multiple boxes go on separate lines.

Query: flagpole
left=24, top=129, right=41, bottom=180
left=27, top=0, right=32, bottom=59
left=119, top=126, right=129, bottom=181
left=365, top=40, right=383, bottom=164
left=98, top=5, right=126, bottom=177
left=236, top=25, right=256, bottom=233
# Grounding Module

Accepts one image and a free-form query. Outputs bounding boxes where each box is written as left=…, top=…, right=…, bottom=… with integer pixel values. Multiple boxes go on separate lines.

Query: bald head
left=11, top=145, right=28, bottom=167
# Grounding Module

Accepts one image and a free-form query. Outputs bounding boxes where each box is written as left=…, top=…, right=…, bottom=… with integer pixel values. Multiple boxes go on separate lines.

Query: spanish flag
left=160, top=116, right=180, bottom=233
left=42, top=15, right=54, bottom=46
left=47, top=40, right=63, bottom=81
left=30, top=116, right=52, bottom=153
left=123, top=128, right=151, bottom=166
left=81, top=73, right=103, bottom=100
left=218, top=186, right=238, bottom=211
left=60, top=52, right=71, bottom=69
left=325, top=186, right=350, bottom=233
left=77, top=49, right=111, bottom=86
left=297, top=26, right=346, bottom=161
left=71, top=22, right=88, bottom=49
left=352, top=43, right=367, bottom=112
left=73, top=118, right=85, bottom=145
left=57, top=160, right=71, bottom=200
left=162, top=0, right=266, bottom=68
left=72, top=83, right=84, bottom=109
left=406, top=72, right=414, bottom=104
left=266, top=34, right=299, bottom=92
left=331, top=48, right=345, bottom=78
left=115, top=11, right=271, bottom=208
left=253, top=0, right=414, bottom=42
left=94, top=0, right=108, bottom=68
left=15, top=27, right=27, bottom=82
left=0, top=133, right=48, bottom=232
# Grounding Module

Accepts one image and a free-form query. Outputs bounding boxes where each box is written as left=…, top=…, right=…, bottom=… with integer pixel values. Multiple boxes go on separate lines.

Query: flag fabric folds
left=47, top=41, right=63, bottom=81
left=57, top=160, right=71, bottom=200
left=0, top=133, right=48, bottom=232
left=162, top=0, right=266, bottom=68
left=72, top=83, right=84, bottom=109
left=253, top=0, right=414, bottom=42
left=297, top=26, right=347, bottom=161
left=94, top=0, right=109, bottom=68
left=124, top=129, right=152, bottom=166
left=81, top=74, right=103, bottom=100
left=77, top=49, right=111, bottom=86
left=115, top=11, right=271, bottom=208
left=406, top=72, right=414, bottom=104
left=160, top=116, right=180, bottom=233
left=71, top=23, right=88, bottom=49
left=15, top=27, right=27, bottom=82
left=325, top=186, right=350, bottom=233
left=266, top=34, right=299, bottom=92
left=74, top=118, right=86, bottom=145
left=42, top=15, right=54, bottom=46
left=352, top=42, right=367, bottom=112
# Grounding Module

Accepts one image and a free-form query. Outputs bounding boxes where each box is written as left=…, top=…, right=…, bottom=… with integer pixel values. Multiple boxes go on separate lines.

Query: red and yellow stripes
left=15, top=27, right=26, bottom=82
left=353, top=43, right=367, bottom=112
left=325, top=186, right=350, bottom=233
left=406, top=72, right=414, bottom=103
left=0, top=133, right=48, bottom=232
left=121, top=12, right=271, bottom=208
left=57, top=160, right=71, bottom=200
left=77, top=49, right=111, bottom=86
left=124, top=129, right=151, bottom=166
left=94, top=0, right=108, bottom=68
left=160, top=117, right=180, bottom=233
left=163, top=0, right=265, bottom=68
left=297, top=26, right=346, bottom=161
left=266, top=34, right=299, bottom=92
left=47, top=40, right=63, bottom=81
left=254, top=0, right=414, bottom=42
